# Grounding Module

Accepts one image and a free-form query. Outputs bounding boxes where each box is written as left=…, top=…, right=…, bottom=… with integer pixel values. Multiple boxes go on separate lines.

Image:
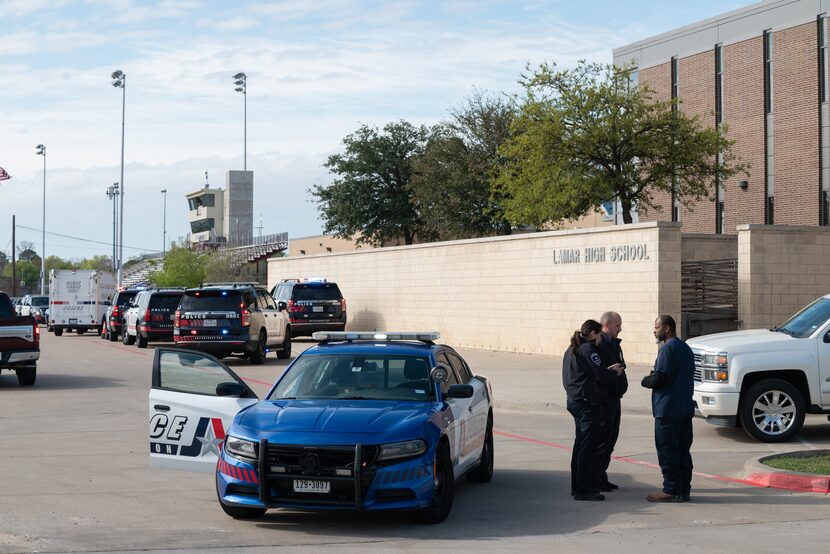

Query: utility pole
left=111, top=70, right=126, bottom=286
left=161, top=188, right=167, bottom=255
left=11, top=215, right=16, bottom=297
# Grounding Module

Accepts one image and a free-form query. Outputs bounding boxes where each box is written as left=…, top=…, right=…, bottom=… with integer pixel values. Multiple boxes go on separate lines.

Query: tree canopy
left=493, top=61, right=747, bottom=225
left=148, top=247, right=204, bottom=288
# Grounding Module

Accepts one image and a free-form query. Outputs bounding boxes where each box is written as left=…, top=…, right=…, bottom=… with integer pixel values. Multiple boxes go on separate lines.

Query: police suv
left=148, top=332, right=494, bottom=523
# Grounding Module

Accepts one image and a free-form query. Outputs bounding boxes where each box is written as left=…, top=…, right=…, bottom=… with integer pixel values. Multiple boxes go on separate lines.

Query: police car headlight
left=225, top=436, right=257, bottom=461
left=377, top=439, right=427, bottom=461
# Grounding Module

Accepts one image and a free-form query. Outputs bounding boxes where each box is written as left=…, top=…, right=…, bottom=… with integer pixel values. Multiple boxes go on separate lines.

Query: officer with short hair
left=596, top=311, right=627, bottom=491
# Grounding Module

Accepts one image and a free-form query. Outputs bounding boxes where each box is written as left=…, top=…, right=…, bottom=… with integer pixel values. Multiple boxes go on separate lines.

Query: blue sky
left=0, top=0, right=749, bottom=260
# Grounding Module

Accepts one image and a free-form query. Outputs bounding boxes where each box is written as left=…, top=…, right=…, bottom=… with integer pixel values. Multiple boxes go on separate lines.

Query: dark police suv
left=270, top=279, right=347, bottom=337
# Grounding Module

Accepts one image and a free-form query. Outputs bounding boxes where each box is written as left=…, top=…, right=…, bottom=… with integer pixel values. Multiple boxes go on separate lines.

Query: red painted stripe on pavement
left=495, top=429, right=770, bottom=490
left=240, top=376, right=273, bottom=386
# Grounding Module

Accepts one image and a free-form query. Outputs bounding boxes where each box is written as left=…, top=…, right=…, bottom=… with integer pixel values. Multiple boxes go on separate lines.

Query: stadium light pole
left=106, top=183, right=119, bottom=272
left=161, top=188, right=167, bottom=255
left=233, top=72, right=247, bottom=170
left=111, top=70, right=126, bottom=286
left=35, top=144, right=46, bottom=295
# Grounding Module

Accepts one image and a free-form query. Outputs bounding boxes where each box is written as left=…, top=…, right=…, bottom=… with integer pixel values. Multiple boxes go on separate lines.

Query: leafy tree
left=148, top=247, right=204, bottom=288
left=79, top=255, right=113, bottom=272
left=203, top=251, right=243, bottom=283
left=312, top=121, right=435, bottom=246
left=2, top=261, right=39, bottom=291
left=0, top=250, right=7, bottom=273
left=412, top=90, right=515, bottom=239
left=494, top=61, right=747, bottom=225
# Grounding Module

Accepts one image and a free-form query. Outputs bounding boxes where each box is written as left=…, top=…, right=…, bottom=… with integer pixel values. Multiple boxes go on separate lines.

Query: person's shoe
left=605, top=481, right=619, bottom=490
left=574, top=492, right=605, bottom=501
left=596, top=481, right=619, bottom=491
left=647, top=491, right=683, bottom=503
left=682, top=494, right=691, bottom=502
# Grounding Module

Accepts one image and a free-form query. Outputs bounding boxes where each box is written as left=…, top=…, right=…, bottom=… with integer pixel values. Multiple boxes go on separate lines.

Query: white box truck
left=49, top=269, right=116, bottom=336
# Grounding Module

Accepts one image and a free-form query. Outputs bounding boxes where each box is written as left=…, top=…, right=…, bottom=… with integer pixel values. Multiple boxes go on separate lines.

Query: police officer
left=641, top=314, right=695, bottom=502
left=562, top=319, right=605, bottom=501
left=595, top=311, right=628, bottom=491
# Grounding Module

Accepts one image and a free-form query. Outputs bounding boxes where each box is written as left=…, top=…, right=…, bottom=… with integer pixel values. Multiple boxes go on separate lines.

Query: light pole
left=35, top=144, right=46, bottom=295
left=233, top=72, right=247, bottom=170
left=161, top=189, right=167, bottom=255
left=111, top=70, right=126, bottom=286
left=106, top=183, right=119, bottom=272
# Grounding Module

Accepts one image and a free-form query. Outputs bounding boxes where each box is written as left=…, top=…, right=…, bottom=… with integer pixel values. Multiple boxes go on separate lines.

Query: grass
left=762, top=455, right=830, bottom=475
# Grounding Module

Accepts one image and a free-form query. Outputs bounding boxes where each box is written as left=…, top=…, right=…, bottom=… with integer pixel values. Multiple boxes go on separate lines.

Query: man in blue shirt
left=641, top=314, right=695, bottom=502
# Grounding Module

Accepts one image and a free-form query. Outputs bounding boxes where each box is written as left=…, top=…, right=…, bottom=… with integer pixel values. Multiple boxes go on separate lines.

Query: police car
left=148, top=332, right=494, bottom=523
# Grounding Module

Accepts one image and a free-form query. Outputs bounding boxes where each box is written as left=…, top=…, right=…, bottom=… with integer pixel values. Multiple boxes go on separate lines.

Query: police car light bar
left=312, top=331, right=440, bottom=342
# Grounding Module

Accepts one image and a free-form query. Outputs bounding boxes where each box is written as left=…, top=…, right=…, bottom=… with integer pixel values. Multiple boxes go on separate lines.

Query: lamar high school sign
left=553, top=243, right=650, bottom=264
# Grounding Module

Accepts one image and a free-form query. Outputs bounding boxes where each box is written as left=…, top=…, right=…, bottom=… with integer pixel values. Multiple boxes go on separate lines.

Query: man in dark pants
left=596, top=311, right=628, bottom=491
left=641, top=314, right=695, bottom=502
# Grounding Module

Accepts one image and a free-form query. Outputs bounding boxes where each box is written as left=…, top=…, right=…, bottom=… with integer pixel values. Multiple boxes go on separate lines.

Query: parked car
left=122, top=289, right=184, bottom=348
left=102, top=288, right=142, bottom=342
left=19, top=294, right=49, bottom=324
left=11, top=297, right=23, bottom=316
left=174, top=283, right=291, bottom=363
left=0, top=291, right=40, bottom=386
left=270, top=279, right=347, bottom=337
left=148, top=331, right=493, bottom=522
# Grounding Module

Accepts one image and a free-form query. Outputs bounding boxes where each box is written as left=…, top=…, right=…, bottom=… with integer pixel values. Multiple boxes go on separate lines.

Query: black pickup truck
left=0, top=291, right=40, bottom=386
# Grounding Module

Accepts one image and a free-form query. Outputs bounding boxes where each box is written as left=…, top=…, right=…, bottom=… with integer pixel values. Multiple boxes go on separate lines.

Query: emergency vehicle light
left=312, top=331, right=440, bottom=342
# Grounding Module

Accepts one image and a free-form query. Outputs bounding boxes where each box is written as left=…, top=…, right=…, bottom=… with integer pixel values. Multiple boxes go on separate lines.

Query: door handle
left=154, top=404, right=170, bottom=412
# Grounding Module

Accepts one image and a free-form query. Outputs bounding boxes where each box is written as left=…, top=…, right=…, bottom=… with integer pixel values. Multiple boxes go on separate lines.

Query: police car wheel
left=277, top=330, right=291, bottom=359
left=122, top=329, right=135, bottom=345
left=108, top=326, right=119, bottom=342
left=408, top=442, right=454, bottom=524
left=249, top=330, right=267, bottom=365
left=136, top=333, right=148, bottom=348
left=467, top=414, right=494, bottom=483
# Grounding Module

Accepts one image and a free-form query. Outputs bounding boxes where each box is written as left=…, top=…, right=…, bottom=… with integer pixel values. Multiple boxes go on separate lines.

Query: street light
left=35, top=144, right=46, bottom=295
left=106, top=183, right=120, bottom=272
left=233, top=72, right=247, bottom=171
left=160, top=189, right=167, bottom=255
left=111, top=69, right=126, bottom=286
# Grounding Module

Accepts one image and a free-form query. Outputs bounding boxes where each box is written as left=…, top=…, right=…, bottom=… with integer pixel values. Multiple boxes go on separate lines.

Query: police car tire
left=136, top=333, right=148, bottom=348
left=408, top=442, right=454, bottom=524
left=277, top=330, right=291, bottom=359
left=108, top=326, right=119, bottom=342
left=249, top=330, right=267, bottom=365
left=17, top=366, right=36, bottom=386
left=122, top=329, right=135, bottom=345
left=54, top=327, right=63, bottom=337
left=467, top=414, right=494, bottom=483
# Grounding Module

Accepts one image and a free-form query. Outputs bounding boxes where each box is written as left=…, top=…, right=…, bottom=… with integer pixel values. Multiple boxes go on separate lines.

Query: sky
left=0, top=0, right=750, bottom=261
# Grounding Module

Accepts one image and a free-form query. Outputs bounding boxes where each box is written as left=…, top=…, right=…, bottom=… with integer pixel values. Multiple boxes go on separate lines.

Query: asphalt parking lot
left=1, top=332, right=829, bottom=553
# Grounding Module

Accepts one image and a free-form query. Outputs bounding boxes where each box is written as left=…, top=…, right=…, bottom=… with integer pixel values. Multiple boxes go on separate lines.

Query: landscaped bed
left=762, top=454, right=830, bottom=475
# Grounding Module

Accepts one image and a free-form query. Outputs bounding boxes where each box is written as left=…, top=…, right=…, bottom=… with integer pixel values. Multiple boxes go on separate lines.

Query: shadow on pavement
left=0, top=372, right=127, bottom=390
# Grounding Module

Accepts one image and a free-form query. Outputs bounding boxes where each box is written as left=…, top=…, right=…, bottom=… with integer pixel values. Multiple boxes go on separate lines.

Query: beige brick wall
left=738, top=225, right=830, bottom=329
left=774, top=22, right=820, bottom=226
left=681, top=234, right=738, bottom=262
left=269, top=223, right=683, bottom=364
left=723, top=36, right=766, bottom=232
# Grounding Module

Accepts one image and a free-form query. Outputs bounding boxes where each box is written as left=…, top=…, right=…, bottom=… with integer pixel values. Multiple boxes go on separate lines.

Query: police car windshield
left=777, top=297, right=830, bottom=338
left=269, top=354, right=434, bottom=401
left=31, top=296, right=49, bottom=307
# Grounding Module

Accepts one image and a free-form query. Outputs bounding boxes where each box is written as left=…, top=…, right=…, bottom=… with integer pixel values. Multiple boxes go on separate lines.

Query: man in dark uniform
left=641, top=314, right=695, bottom=502
left=596, top=311, right=628, bottom=491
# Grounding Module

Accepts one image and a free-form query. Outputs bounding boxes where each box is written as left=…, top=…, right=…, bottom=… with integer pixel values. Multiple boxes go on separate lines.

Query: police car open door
left=149, top=348, right=258, bottom=472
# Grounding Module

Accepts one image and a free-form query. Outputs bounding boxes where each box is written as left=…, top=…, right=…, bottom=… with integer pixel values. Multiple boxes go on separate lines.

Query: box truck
left=49, top=269, right=116, bottom=336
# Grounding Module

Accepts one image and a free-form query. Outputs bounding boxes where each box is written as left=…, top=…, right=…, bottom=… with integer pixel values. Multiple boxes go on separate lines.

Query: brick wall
left=773, top=22, right=820, bottom=226
left=678, top=50, right=717, bottom=233
left=639, top=62, right=674, bottom=222
left=723, top=36, right=766, bottom=232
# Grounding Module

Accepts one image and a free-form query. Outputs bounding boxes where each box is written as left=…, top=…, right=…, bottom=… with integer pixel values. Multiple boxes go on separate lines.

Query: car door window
left=262, top=291, right=277, bottom=310
left=157, top=350, right=239, bottom=396
left=446, top=353, right=473, bottom=383
left=256, top=290, right=269, bottom=310
left=436, top=352, right=460, bottom=394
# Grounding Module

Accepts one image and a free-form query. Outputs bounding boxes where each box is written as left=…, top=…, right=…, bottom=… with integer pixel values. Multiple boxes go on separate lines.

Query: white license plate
left=203, top=320, right=217, bottom=327
left=69, top=318, right=78, bottom=324
left=313, top=306, right=324, bottom=313
left=293, top=479, right=330, bottom=493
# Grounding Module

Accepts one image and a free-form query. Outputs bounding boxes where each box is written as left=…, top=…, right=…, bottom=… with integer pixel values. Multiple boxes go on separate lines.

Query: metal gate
left=681, top=258, right=738, bottom=338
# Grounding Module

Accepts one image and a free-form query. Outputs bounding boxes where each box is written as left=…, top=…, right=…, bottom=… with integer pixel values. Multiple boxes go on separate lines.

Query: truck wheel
left=76, top=328, right=85, bottom=335
left=740, top=379, right=806, bottom=443
left=249, top=330, right=267, bottom=365
left=17, top=366, right=36, bottom=386
left=122, top=329, right=135, bottom=346
left=136, top=333, right=148, bottom=348
left=54, top=327, right=63, bottom=337
left=276, top=329, right=291, bottom=359
left=108, top=326, right=119, bottom=342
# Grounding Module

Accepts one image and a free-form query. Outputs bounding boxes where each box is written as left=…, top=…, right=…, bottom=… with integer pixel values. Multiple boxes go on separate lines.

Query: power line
left=15, top=224, right=160, bottom=253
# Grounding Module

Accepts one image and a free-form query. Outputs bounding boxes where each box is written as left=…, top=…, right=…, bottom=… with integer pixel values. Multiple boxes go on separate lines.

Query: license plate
left=293, top=479, right=330, bottom=493
left=203, top=320, right=217, bottom=327
left=69, top=318, right=78, bottom=324
left=313, top=306, right=324, bottom=313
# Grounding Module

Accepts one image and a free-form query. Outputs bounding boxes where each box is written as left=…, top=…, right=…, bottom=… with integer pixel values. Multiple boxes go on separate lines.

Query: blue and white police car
left=148, top=331, right=494, bottom=523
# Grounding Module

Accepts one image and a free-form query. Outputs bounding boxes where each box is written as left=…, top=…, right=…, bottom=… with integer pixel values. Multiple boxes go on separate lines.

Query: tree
left=203, top=251, right=243, bottom=283
left=148, top=247, right=204, bottom=288
left=412, top=90, right=515, bottom=239
left=494, top=61, right=747, bottom=226
left=312, top=121, right=435, bottom=246
left=79, top=255, right=113, bottom=272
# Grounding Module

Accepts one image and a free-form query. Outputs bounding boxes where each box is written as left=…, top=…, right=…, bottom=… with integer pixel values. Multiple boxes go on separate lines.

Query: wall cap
left=736, top=224, right=830, bottom=233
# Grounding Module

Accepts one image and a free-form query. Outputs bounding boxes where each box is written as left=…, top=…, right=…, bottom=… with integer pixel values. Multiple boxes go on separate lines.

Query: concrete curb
left=741, top=450, right=830, bottom=494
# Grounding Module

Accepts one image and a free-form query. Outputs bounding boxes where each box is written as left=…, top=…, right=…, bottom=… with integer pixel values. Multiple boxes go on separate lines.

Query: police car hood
left=237, top=399, right=433, bottom=435
left=686, top=329, right=799, bottom=353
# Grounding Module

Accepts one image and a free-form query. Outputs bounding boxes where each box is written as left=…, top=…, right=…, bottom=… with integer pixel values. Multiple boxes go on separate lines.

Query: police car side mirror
left=446, top=384, right=474, bottom=399
left=216, top=382, right=246, bottom=397
left=277, top=301, right=287, bottom=312
left=430, top=363, right=450, bottom=384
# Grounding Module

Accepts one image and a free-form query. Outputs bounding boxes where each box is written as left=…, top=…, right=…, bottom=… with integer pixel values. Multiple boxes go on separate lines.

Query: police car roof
left=306, top=341, right=436, bottom=357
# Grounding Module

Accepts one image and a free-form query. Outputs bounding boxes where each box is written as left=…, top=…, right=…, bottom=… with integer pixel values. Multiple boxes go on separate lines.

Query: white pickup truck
left=688, top=295, right=830, bottom=442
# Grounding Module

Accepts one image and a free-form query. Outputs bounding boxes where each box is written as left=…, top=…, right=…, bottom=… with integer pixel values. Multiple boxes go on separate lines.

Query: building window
left=820, top=16, right=828, bottom=104
left=671, top=56, right=680, bottom=222
left=820, top=15, right=829, bottom=225
left=715, top=44, right=723, bottom=125
left=763, top=30, right=773, bottom=114
left=763, top=29, right=774, bottom=224
left=190, top=218, right=215, bottom=234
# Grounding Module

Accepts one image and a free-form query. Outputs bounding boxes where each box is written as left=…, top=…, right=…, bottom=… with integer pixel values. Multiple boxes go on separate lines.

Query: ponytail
left=569, top=330, right=582, bottom=354
left=571, top=319, right=602, bottom=354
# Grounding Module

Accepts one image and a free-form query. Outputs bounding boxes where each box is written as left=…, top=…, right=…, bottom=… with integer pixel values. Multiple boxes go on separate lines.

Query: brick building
left=614, top=0, right=830, bottom=233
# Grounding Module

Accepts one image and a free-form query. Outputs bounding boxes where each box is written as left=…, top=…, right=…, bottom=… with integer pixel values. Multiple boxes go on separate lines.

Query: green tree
left=148, top=247, right=205, bottom=288
left=494, top=61, right=747, bottom=226
left=78, top=255, right=113, bottom=272
left=312, top=120, right=435, bottom=246
left=412, top=90, right=515, bottom=239
left=203, top=251, right=244, bottom=283
left=2, top=261, right=39, bottom=291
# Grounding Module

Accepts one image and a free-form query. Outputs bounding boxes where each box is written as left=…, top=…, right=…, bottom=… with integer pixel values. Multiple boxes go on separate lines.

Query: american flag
left=0, top=166, right=10, bottom=181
